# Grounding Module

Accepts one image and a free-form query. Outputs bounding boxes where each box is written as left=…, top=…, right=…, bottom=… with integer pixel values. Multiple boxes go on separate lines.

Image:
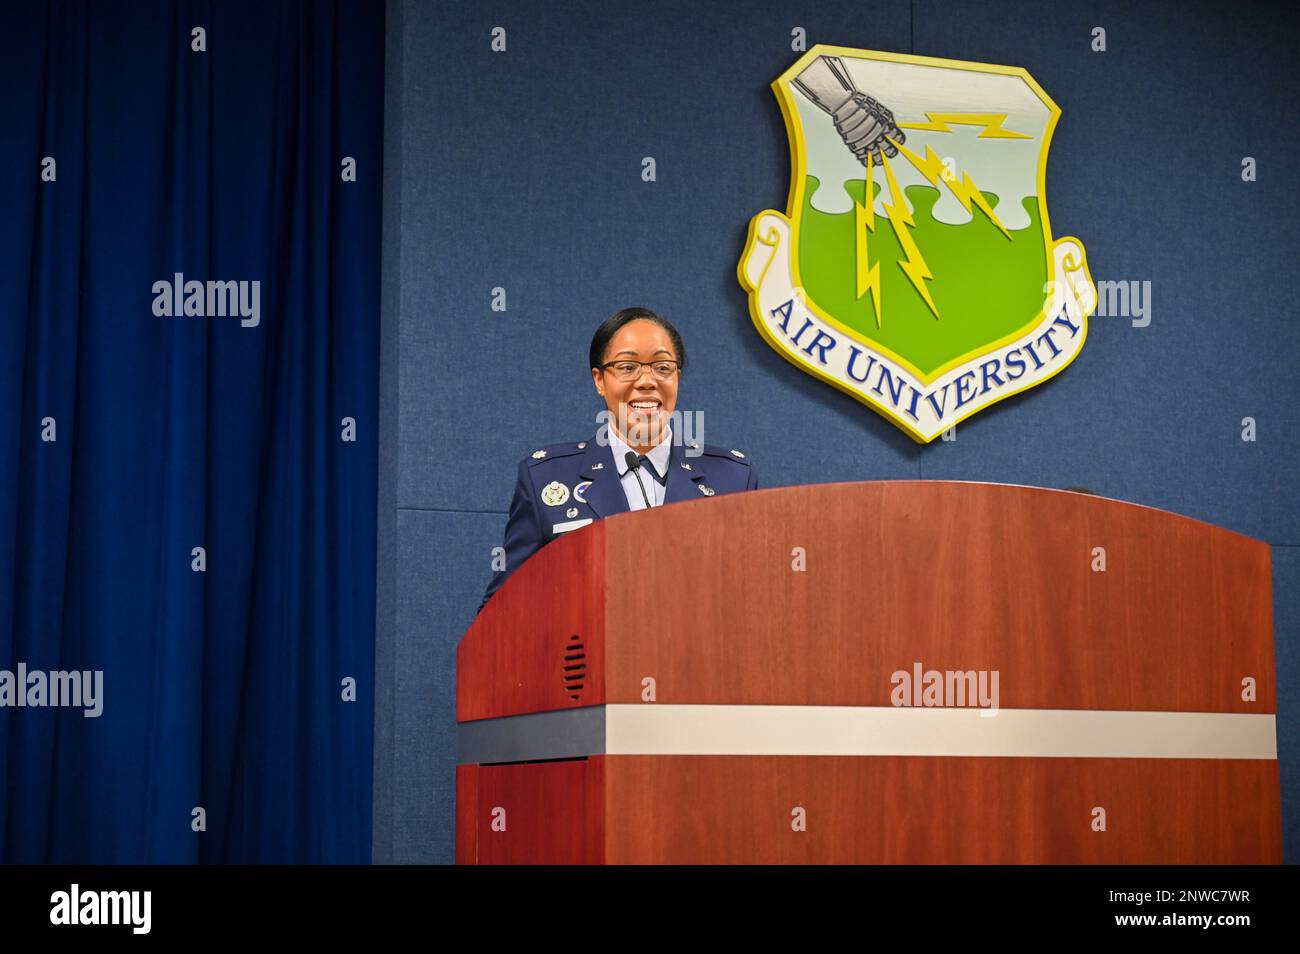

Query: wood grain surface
left=602, top=482, right=1274, bottom=712
left=457, top=520, right=606, bottom=721
left=459, top=754, right=1281, bottom=864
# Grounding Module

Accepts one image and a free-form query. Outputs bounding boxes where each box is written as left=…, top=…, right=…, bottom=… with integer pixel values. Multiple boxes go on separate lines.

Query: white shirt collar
left=610, top=425, right=673, bottom=480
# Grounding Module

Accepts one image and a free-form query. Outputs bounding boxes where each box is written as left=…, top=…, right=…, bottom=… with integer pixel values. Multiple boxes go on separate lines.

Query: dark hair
left=588, top=307, right=687, bottom=372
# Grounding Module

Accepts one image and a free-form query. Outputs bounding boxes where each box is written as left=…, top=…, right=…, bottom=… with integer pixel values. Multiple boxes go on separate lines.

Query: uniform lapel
left=663, top=440, right=707, bottom=504
left=577, top=437, right=628, bottom=519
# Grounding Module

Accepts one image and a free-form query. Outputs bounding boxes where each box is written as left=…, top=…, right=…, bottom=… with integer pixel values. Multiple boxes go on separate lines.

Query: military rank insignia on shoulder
left=696, top=443, right=752, bottom=465
left=525, top=442, right=585, bottom=466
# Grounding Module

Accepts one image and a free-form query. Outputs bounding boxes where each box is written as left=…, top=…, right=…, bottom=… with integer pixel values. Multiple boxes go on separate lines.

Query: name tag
left=552, top=518, right=593, bottom=535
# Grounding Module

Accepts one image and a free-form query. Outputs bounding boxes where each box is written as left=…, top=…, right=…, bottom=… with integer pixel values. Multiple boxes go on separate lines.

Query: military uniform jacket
left=479, top=435, right=758, bottom=613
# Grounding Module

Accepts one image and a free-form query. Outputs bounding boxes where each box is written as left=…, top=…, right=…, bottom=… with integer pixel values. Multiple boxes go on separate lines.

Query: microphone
left=624, top=451, right=653, bottom=510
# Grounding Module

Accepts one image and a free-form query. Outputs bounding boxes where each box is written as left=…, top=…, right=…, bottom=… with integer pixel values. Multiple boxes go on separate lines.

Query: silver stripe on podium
left=458, top=705, right=1277, bottom=765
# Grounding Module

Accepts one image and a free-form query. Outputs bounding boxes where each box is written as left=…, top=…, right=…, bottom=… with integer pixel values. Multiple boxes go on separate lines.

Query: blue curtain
left=0, top=1, right=381, bottom=862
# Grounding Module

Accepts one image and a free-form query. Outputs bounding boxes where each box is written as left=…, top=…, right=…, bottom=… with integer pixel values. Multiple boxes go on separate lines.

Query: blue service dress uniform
left=478, top=436, right=758, bottom=613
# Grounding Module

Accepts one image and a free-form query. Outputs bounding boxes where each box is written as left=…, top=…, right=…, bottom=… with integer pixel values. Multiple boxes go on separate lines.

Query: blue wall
left=375, top=0, right=1300, bottom=863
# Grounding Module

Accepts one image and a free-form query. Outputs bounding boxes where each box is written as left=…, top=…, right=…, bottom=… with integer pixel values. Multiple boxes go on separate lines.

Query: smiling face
left=591, top=319, right=680, bottom=453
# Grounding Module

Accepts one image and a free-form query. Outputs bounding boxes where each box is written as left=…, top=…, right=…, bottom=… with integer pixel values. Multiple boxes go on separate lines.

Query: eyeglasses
left=600, top=360, right=681, bottom=382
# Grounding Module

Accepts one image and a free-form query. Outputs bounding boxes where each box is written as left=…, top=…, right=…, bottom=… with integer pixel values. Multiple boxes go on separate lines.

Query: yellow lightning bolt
left=879, top=153, right=940, bottom=321
left=854, top=153, right=883, bottom=326
left=897, top=112, right=1031, bottom=139
left=887, top=139, right=1011, bottom=240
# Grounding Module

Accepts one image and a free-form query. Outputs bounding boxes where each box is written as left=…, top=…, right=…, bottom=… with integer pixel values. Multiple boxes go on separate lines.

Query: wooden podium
left=455, top=482, right=1280, bottom=864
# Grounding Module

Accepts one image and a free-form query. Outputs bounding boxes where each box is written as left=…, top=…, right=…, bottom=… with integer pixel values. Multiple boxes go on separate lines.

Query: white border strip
left=605, top=705, right=1277, bottom=760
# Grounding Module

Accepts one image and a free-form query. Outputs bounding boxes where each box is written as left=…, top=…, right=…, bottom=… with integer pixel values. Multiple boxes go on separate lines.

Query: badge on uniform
left=573, top=481, right=592, bottom=503
left=699, top=484, right=716, bottom=497
left=552, top=518, right=592, bottom=534
left=541, top=481, right=570, bottom=507
left=565, top=507, right=578, bottom=518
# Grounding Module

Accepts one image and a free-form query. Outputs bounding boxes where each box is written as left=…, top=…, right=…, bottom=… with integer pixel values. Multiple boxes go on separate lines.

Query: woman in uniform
left=478, top=307, right=758, bottom=613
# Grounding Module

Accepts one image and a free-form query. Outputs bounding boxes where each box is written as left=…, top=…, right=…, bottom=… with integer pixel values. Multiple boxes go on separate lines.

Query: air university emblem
left=739, top=46, right=1097, bottom=442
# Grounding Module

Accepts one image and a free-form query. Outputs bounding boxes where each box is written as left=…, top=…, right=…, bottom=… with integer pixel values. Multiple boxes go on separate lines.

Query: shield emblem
left=739, top=46, right=1097, bottom=442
